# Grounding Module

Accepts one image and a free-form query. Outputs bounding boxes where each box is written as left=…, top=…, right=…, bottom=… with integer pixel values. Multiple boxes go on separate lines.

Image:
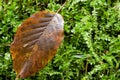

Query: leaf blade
left=10, top=10, right=64, bottom=78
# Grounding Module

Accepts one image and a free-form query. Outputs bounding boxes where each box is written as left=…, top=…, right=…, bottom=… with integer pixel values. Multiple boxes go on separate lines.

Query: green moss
left=0, top=0, right=120, bottom=80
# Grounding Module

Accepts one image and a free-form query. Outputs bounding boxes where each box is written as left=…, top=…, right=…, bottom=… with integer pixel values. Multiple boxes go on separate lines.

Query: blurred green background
left=0, top=0, right=120, bottom=80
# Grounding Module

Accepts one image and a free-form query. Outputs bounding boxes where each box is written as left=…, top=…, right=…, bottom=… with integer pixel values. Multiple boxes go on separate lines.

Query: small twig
left=56, top=0, right=67, bottom=13
left=85, top=59, right=88, bottom=74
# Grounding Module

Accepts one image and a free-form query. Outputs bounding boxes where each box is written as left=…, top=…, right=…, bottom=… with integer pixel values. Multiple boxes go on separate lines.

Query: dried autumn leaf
left=10, top=10, right=64, bottom=78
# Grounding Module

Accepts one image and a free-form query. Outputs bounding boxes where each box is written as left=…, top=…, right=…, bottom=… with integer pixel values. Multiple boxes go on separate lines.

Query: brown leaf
left=10, top=10, right=64, bottom=78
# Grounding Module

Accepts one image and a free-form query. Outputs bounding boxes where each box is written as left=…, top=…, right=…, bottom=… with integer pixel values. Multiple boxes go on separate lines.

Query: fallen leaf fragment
left=10, top=10, right=64, bottom=78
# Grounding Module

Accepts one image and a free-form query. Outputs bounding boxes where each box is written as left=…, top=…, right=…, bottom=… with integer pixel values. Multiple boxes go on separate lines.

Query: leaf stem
left=15, top=77, right=19, bottom=80
left=15, top=75, right=20, bottom=80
